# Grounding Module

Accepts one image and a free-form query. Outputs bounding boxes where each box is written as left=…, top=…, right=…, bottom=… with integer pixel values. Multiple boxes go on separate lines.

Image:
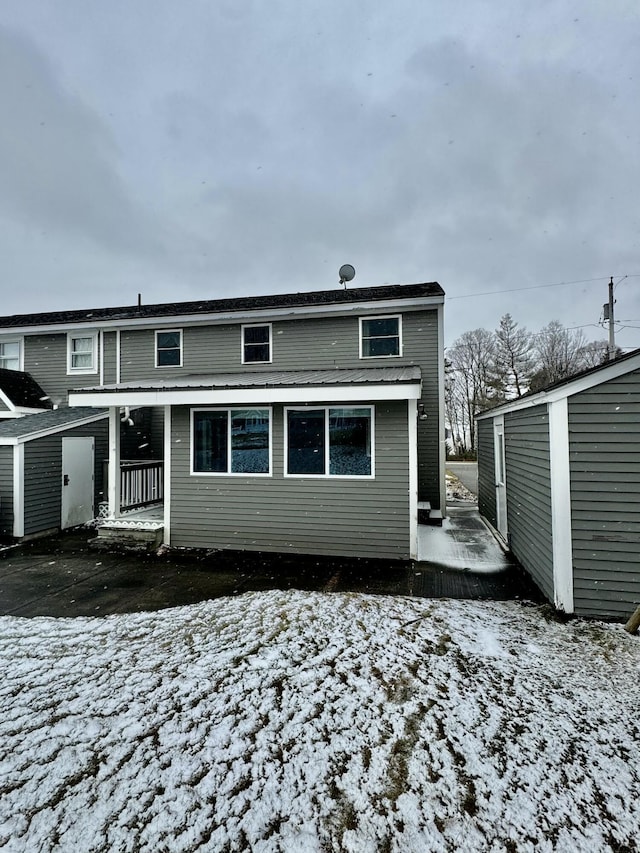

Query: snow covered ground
left=1, top=592, right=639, bottom=852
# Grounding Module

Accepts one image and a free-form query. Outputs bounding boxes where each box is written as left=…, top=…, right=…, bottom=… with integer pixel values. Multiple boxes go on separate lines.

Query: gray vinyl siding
left=21, top=419, right=108, bottom=537
left=568, top=369, right=640, bottom=619
left=0, top=446, right=13, bottom=536
left=103, top=332, right=118, bottom=384
left=170, top=401, right=411, bottom=560
left=0, top=398, right=9, bottom=411
left=24, top=334, right=100, bottom=406
left=121, top=309, right=442, bottom=507
left=477, top=419, right=496, bottom=527
left=504, top=406, right=554, bottom=602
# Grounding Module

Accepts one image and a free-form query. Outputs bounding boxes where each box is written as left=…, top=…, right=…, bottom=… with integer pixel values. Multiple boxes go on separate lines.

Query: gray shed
left=0, top=407, right=108, bottom=540
left=476, top=350, right=640, bottom=620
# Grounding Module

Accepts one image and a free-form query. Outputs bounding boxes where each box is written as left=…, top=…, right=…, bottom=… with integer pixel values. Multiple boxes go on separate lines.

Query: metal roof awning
left=68, top=367, right=422, bottom=407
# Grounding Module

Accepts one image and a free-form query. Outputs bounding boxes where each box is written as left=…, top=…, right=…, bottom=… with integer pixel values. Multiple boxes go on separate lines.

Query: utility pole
left=603, top=276, right=616, bottom=361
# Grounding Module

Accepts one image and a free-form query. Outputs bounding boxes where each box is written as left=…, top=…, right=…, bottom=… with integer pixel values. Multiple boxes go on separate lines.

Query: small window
left=242, top=324, right=271, bottom=364
left=360, top=316, right=401, bottom=358
left=286, top=407, right=373, bottom=477
left=67, top=333, right=97, bottom=373
left=156, top=330, right=182, bottom=367
left=192, top=408, right=271, bottom=475
left=0, top=341, right=21, bottom=371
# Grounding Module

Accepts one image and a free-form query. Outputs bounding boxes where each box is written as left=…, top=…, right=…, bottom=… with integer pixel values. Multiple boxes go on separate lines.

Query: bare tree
left=447, top=328, right=497, bottom=450
left=493, top=313, right=535, bottom=399
left=529, top=320, right=588, bottom=391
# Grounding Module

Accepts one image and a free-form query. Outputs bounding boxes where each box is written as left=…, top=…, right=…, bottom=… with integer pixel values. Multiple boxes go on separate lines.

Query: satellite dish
left=339, top=264, right=356, bottom=287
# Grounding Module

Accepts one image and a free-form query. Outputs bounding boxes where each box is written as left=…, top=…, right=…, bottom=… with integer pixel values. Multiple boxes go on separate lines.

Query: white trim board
left=548, top=398, right=574, bottom=613
left=69, top=382, right=422, bottom=408
left=476, top=350, right=640, bottom=420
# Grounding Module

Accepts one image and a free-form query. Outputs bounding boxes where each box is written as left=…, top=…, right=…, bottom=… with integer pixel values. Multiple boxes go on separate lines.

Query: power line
left=448, top=274, right=640, bottom=301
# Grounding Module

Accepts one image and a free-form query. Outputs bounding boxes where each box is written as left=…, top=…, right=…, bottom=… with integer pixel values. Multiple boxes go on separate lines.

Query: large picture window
left=286, top=407, right=373, bottom=477
left=156, top=330, right=182, bottom=367
left=360, top=316, right=402, bottom=358
left=192, top=408, right=271, bottom=475
left=67, top=332, right=97, bottom=374
left=242, top=324, right=271, bottom=364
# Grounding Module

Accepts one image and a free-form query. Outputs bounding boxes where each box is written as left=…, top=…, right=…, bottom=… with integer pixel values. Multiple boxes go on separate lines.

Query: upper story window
left=0, top=340, right=22, bottom=371
left=242, top=324, right=271, bottom=364
left=359, top=315, right=402, bottom=358
left=67, top=332, right=97, bottom=374
left=192, top=408, right=271, bottom=475
left=285, top=406, right=374, bottom=478
left=156, top=330, right=183, bottom=367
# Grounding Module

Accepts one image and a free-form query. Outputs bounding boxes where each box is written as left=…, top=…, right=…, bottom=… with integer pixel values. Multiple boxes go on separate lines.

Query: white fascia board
left=548, top=398, right=574, bottom=613
left=0, top=295, right=444, bottom=336
left=69, top=382, right=422, bottom=408
left=0, top=388, right=15, bottom=411
left=476, top=351, right=640, bottom=421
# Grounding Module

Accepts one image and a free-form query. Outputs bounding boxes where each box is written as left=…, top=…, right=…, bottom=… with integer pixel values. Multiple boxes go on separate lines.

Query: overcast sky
left=1, top=0, right=639, bottom=349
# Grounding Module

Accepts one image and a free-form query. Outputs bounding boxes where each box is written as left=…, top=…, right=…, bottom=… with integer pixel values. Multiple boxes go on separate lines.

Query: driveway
left=0, top=512, right=541, bottom=618
left=447, top=461, right=478, bottom=496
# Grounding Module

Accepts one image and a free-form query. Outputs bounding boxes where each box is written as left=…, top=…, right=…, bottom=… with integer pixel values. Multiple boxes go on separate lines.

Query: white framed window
left=285, top=406, right=374, bottom=478
left=359, top=315, right=402, bottom=358
left=67, top=332, right=98, bottom=374
left=0, top=339, right=22, bottom=371
left=242, top=323, right=272, bottom=364
left=155, top=330, right=183, bottom=367
left=191, top=407, right=272, bottom=476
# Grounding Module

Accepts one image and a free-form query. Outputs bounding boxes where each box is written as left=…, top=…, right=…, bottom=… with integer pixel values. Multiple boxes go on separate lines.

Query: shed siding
left=22, top=419, right=108, bottom=536
left=504, top=406, right=554, bottom=601
left=477, top=419, right=497, bottom=527
left=0, top=399, right=9, bottom=412
left=120, top=309, right=441, bottom=507
left=170, top=401, right=411, bottom=559
left=569, top=369, right=640, bottom=618
left=0, top=447, right=13, bottom=536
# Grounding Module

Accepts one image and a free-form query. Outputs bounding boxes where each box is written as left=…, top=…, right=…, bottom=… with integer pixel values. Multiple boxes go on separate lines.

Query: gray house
left=476, top=349, right=640, bottom=620
left=1, top=282, right=446, bottom=560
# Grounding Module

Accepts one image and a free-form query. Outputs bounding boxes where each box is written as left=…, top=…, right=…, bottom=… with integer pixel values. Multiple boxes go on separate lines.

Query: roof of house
left=72, top=366, right=422, bottom=394
left=0, top=368, right=53, bottom=410
left=0, top=406, right=108, bottom=439
left=0, top=282, right=444, bottom=330
left=476, top=347, right=640, bottom=419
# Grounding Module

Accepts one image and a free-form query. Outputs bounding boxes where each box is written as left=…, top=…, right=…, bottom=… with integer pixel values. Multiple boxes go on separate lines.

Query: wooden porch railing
left=120, top=460, right=164, bottom=511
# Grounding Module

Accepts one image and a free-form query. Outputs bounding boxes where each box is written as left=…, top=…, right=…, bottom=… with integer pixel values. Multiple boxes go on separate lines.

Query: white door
left=61, top=437, right=95, bottom=529
left=494, top=417, right=508, bottom=540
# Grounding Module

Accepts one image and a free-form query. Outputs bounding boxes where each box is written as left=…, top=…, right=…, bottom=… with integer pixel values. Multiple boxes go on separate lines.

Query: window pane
left=157, top=348, right=181, bottom=366
left=231, top=409, right=269, bottom=473
left=287, top=410, right=325, bottom=474
left=363, top=336, right=400, bottom=357
left=363, top=318, right=398, bottom=338
left=72, top=353, right=93, bottom=368
left=329, top=409, right=371, bottom=475
left=244, top=326, right=269, bottom=344
left=158, top=331, right=180, bottom=349
left=244, top=343, right=270, bottom=363
left=193, top=411, right=227, bottom=472
left=72, top=337, right=93, bottom=353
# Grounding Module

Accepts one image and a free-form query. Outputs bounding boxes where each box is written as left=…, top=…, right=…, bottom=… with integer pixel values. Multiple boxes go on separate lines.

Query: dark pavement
left=0, top=521, right=542, bottom=618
